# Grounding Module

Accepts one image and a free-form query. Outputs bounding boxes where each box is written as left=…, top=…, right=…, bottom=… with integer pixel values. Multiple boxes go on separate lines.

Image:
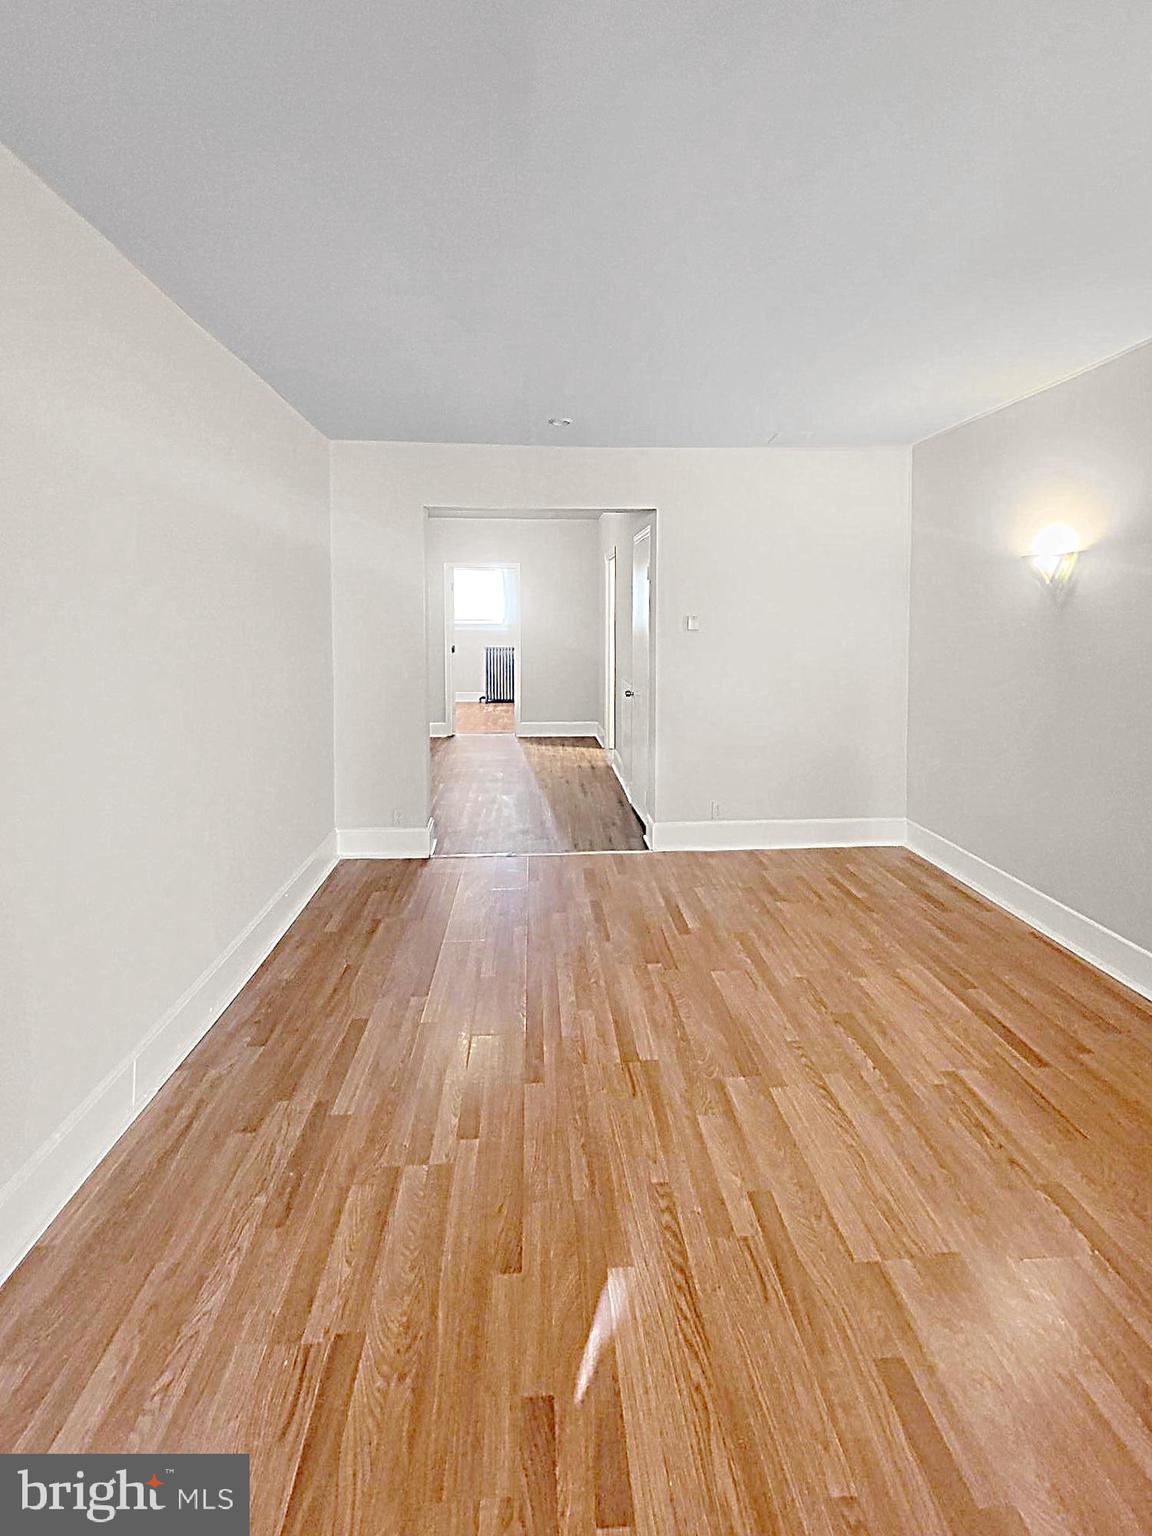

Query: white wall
left=0, top=147, right=335, bottom=1269
left=426, top=518, right=601, bottom=730
left=332, top=443, right=911, bottom=842
left=908, top=341, right=1152, bottom=967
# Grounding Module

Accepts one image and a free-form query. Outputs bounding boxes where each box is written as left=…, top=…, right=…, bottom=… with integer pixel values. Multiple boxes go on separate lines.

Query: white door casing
left=630, top=525, right=652, bottom=822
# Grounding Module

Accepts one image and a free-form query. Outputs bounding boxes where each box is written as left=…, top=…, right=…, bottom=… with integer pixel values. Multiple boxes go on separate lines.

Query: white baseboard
left=606, top=749, right=650, bottom=832
left=0, top=831, right=338, bottom=1288
left=454, top=691, right=482, bottom=703
left=517, top=721, right=601, bottom=738
left=337, top=820, right=435, bottom=859
left=429, top=722, right=451, bottom=738
left=650, top=817, right=907, bottom=852
left=906, top=823, right=1152, bottom=1002
left=607, top=747, right=628, bottom=795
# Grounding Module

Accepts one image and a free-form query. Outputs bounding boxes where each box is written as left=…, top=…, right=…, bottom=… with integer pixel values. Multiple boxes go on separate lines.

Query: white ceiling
left=3, top=1, right=1151, bottom=446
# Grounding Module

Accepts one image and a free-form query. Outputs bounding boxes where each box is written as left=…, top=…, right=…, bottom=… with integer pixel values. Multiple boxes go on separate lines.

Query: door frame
left=603, top=549, right=617, bottom=753
left=442, top=561, right=521, bottom=735
left=628, top=524, right=654, bottom=828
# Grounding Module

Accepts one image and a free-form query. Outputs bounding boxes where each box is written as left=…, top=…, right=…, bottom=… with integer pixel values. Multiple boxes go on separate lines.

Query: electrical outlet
left=393, top=809, right=405, bottom=827
left=710, top=800, right=721, bottom=821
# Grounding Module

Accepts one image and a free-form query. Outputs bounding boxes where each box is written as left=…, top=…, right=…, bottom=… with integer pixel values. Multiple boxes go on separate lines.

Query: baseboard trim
left=337, top=820, right=435, bottom=859
left=906, top=822, right=1152, bottom=1002
left=516, top=721, right=601, bottom=738
left=429, top=722, right=451, bottom=738
left=606, top=747, right=641, bottom=812
left=650, top=817, right=908, bottom=852
left=0, top=830, right=338, bottom=1288
left=454, top=691, right=482, bottom=703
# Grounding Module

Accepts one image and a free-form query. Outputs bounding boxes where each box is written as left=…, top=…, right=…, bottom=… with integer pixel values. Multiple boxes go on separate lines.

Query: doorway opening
left=445, top=563, right=519, bottom=736
left=425, top=509, right=656, bottom=855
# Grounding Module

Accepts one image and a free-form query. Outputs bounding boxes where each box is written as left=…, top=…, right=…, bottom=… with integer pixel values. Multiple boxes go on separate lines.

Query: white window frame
left=452, top=565, right=514, bottom=629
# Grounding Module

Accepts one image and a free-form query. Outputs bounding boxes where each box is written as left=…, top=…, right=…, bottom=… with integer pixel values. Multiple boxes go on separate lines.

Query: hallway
left=431, top=734, right=646, bottom=855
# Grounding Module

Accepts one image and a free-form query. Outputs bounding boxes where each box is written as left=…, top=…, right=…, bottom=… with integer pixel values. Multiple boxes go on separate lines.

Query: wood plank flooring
left=431, top=734, right=646, bottom=854
left=2, top=848, right=1152, bottom=1535
left=455, top=702, right=515, bottom=734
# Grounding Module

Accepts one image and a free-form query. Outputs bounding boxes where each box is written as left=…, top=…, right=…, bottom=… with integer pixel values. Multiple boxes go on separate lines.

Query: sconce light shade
left=1028, top=524, right=1081, bottom=592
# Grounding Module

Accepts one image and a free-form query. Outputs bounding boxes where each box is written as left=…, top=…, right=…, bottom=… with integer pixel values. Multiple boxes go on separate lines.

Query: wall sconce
left=1028, top=524, right=1082, bottom=595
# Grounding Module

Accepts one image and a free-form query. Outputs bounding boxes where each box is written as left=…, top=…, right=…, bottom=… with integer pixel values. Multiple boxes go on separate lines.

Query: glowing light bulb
left=1028, top=524, right=1081, bottom=590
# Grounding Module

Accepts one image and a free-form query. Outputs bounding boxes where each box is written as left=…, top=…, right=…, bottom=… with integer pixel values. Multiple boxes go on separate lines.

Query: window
left=454, top=567, right=508, bottom=626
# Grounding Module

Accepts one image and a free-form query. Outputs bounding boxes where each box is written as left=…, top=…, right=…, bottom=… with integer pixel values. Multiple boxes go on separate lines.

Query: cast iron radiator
left=482, top=646, right=515, bottom=704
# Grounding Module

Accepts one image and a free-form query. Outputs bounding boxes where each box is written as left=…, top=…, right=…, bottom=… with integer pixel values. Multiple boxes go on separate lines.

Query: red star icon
left=147, top=1475, right=163, bottom=1489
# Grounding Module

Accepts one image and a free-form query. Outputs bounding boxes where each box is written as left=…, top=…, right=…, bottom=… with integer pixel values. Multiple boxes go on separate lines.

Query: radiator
left=482, top=645, right=515, bottom=704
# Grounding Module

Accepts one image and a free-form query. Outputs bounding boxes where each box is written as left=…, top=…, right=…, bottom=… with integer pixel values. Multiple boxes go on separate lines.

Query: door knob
left=624, top=688, right=634, bottom=697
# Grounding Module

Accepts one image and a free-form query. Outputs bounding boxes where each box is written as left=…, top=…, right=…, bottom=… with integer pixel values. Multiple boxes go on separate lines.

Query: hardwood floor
left=2, top=848, right=1152, bottom=1535
left=455, top=702, right=515, bottom=734
left=431, top=733, right=646, bottom=854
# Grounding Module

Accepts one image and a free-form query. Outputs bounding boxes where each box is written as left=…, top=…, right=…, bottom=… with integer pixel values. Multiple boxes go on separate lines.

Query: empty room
left=1, top=4, right=1150, bottom=1534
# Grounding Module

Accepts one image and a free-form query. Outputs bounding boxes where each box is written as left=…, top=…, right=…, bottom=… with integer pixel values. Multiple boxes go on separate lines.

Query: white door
left=443, top=565, right=456, bottom=735
left=630, top=526, right=652, bottom=821
left=604, top=551, right=617, bottom=752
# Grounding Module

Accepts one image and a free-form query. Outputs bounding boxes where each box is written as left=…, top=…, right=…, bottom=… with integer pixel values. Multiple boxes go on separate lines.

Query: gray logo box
left=0, top=1455, right=248, bottom=1531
